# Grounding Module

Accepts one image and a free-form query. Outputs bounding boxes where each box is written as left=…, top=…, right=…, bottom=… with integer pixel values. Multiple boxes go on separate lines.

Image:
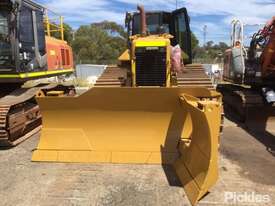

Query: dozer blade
left=32, top=87, right=222, bottom=205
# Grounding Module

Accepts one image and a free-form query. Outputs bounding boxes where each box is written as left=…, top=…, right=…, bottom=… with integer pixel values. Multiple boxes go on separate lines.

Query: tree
left=192, top=40, right=229, bottom=63
left=218, top=42, right=228, bottom=49
left=92, top=21, right=127, bottom=39
left=63, top=23, right=74, bottom=44
left=206, top=41, right=214, bottom=49
left=72, top=22, right=127, bottom=64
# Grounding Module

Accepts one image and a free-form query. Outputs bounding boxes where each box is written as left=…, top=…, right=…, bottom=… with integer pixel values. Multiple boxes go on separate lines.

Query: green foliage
left=49, top=23, right=73, bottom=44
left=72, top=21, right=127, bottom=64
left=192, top=40, right=229, bottom=64
left=63, top=23, right=74, bottom=44
left=63, top=20, right=226, bottom=65
left=92, top=21, right=127, bottom=39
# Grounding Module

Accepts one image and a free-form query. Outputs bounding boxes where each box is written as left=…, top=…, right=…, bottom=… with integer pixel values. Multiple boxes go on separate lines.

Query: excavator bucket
left=32, top=87, right=222, bottom=205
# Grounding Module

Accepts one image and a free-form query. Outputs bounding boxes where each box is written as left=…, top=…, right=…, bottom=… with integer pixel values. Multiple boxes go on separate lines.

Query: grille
left=135, top=47, right=166, bottom=86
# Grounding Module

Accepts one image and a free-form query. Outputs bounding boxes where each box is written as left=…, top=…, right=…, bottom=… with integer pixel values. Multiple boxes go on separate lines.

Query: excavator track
left=0, top=87, right=42, bottom=147
left=217, top=84, right=264, bottom=121
left=94, top=66, right=127, bottom=87
left=217, top=84, right=275, bottom=135
left=0, top=84, right=76, bottom=147
left=35, top=84, right=76, bottom=97
left=0, top=106, right=11, bottom=142
left=176, top=64, right=214, bottom=89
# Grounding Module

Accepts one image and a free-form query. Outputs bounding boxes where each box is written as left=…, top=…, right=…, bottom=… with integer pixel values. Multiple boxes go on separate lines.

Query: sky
left=37, top=0, right=275, bottom=46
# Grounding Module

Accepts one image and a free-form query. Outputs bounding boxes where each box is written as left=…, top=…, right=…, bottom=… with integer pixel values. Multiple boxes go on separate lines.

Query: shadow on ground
left=223, top=105, right=275, bottom=157
left=221, top=106, right=275, bottom=185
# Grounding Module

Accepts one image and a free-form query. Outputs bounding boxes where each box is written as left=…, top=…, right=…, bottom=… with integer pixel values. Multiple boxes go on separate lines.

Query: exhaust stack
left=137, top=5, right=147, bottom=36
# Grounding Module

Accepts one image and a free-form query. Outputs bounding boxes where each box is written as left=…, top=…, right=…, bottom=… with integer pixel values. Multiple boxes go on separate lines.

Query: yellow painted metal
left=46, top=91, right=65, bottom=96
left=32, top=87, right=222, bottom=205
left=131, top=36, right=171, bottom=87
left=44, top=8, right=65, bottom=41
left=45, top=10, right=51, bottom=37
left=118, top=49, right=130, bottom=62
left=0, top=69, right=73, bottom=79
left=174, top=94, right=221, bottom=205
left=135, top=41, right=167, bottom=47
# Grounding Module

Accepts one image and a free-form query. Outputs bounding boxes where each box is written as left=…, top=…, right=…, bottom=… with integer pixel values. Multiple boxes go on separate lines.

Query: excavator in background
left=0, top=0, right=74, bottom=146
left=32, top=5, right=222, bottom=206
left=218, top=18, right=275, bottom=133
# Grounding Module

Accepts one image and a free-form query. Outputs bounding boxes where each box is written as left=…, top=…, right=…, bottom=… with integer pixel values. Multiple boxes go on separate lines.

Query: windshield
left=0, top=9, right=13, bottom=68
left=133, top=13, right=170, bottom=35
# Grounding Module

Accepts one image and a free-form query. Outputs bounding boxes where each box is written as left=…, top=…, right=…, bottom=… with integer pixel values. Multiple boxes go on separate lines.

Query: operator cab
left=0, top=0, right=47, bottom=75
left=125, top=8, right=192, bottom=64
left=0, top=1, right=14, bottom=71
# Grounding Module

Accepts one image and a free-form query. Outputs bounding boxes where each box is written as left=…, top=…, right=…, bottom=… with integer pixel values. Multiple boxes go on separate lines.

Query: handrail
left=44, top=8, right=64, bottom=41
left=231, top=19, right=244, bottom=48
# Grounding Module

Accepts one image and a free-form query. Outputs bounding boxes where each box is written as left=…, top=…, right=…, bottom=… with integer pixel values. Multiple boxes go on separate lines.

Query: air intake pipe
left=137, top=5, right=147, bottom=36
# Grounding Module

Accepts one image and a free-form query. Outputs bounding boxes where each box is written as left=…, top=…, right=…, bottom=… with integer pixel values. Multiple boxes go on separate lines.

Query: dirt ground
left=0, top=117, right=275, bottom=206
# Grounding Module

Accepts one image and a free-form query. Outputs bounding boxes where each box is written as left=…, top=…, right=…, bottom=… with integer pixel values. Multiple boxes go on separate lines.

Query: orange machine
left=0, top=0, right=75, bottom=146
left=261, top=16, right=275, bottom=77
left=46, top=37, right=74, bottom=71
left=0, top=0, right=74, bottom=82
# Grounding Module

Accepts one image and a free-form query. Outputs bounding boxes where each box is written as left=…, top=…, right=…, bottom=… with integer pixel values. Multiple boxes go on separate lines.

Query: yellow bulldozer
left=32, top=5, right=222, bottom=206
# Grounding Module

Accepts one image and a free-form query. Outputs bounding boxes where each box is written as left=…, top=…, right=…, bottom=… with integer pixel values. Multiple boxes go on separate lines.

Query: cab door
left=18, top=1, right=46, bottom=72
left=171, top=8, right=192, bottom=64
